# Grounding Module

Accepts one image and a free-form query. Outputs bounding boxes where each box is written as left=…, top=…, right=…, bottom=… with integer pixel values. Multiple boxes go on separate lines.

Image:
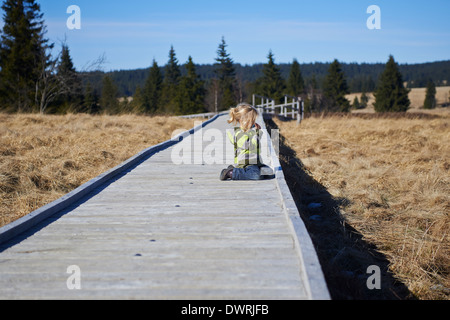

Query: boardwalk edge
left=259, top=112, right=331, bottom=300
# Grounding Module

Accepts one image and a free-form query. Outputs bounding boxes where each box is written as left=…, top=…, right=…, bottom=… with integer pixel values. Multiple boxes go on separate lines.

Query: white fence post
left=254, top=94, right=304, bottom=124
left=301, top=100, right=304, bottom=121
left=291, top=98, right=295, bottom=118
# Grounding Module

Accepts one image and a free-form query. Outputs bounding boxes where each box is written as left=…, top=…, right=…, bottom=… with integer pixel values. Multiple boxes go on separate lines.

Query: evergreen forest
left=1, top=1, right=449, bottom=115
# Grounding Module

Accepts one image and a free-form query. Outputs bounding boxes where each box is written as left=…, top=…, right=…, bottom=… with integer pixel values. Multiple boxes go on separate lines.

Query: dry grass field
left=347, top=86, right=450, bottom=113
left=0, top=113, right=199, bottom=228
left=271, top=110, right=449, bottom=299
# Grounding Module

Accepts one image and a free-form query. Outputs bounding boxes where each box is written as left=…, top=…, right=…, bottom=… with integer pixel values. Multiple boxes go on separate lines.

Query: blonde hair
left=227, top=103, right=258, bottom=132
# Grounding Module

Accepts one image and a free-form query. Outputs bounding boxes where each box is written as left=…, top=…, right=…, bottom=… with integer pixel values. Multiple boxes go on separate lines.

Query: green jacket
left=227, top=127, right=262, bottom=168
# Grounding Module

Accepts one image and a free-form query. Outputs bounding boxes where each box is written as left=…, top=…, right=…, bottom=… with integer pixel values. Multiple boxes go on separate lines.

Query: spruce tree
left=360, top=91, right=369, bottom=109
left=323, top=59, right=350, bottom=112
left=100, top=75, right=119, bottom=114
left=58, top=45, right=76, bottom=79
left=84, top=82, right=99, bottom=114
left=214, top=37, right=236, bottom=110
left=162, top=45, right=181, bottom=113
left=423, top=80, right=436, bottom=109
left=175, top=56, right=205, bottom=115
left=56, top=44, right=82, bottom=111
left=259, top=50, right=286, bottom=103
left=142, top=59, right=163, bottom=114
left=373, top=55, right=410, bottom=112
left=352, top=96, right=360, bottom=109
left=287, top=58, right=304, bottom=97
left=131, top=85, right=145, bottom=114
left=0, top=0, right=52, bottom=112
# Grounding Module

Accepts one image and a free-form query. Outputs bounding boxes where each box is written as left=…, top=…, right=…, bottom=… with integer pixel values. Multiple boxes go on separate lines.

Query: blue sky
left=11, top=0, right=450, bottom=71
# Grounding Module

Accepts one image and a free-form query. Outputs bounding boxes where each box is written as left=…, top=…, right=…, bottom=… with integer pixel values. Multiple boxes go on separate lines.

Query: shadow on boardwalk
left=265, top=116, right=415, bottom=300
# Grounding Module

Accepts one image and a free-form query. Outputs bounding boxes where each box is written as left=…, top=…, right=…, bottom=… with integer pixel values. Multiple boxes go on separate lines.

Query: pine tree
left=258, top=50, right=286, bottom=103
left=374, top=55, right=410, bottom=112
left=175, top=56, right=206, bottom=115
left=58, top=45, right=76, bottom=78
left=423, top=80, right=436, bottom=109
left=304, top=75, right=319, bottom=113
left=287, top=58, right=304, bottom=97
left=360, top=91, right=369, bottom=109
left=56, top=44, right=82, bottom=111
left=142, top=60, right=163, bottom=114
left=162, top=45, right=181, bottom=113
left=100, top=75, right=119, bottom=114
left=0, top=0, right=52, bottom=112
left=323, top=59, right=350, bottom=112
left=131, top=85, right=145, bottom=114
left=35, top=43, right=86, bottom=114
left=84, top=82, right=99, bottom=114
left=351, top=96, right=360, bottom=109
left=214, top=37, right=236, bottom=110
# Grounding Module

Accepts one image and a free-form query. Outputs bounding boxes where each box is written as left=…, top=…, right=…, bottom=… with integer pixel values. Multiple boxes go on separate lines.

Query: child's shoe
left=220, top=167, right=233, bottom=180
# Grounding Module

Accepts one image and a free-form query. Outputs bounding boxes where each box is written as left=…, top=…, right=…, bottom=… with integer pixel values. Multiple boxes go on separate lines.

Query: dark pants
left=232, top=165, right=261, bottom=180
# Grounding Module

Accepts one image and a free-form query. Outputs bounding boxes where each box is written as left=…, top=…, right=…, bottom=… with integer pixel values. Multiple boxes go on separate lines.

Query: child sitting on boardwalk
left=220, top=103, right=263, bottom=181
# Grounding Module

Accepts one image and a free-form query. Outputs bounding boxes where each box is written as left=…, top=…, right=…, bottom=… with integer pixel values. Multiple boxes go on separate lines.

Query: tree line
left=101, top=60, right=450, bottom=98
left=0, top=1, right=446, bottom=115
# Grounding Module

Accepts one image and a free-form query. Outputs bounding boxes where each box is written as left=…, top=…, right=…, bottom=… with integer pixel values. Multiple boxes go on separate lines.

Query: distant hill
left=81, top=60, right=450, bottom=97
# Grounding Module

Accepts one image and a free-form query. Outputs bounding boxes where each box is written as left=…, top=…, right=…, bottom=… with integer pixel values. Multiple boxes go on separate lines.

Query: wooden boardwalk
left=0, top=113, right=329, bottom=300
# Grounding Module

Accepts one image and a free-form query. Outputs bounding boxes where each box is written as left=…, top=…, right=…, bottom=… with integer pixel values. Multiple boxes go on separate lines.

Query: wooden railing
left=252, top=94, right=304, bottom=124
left=178, top=112, right=217, bottom=119
left=178, top=94, right=304, bottom=123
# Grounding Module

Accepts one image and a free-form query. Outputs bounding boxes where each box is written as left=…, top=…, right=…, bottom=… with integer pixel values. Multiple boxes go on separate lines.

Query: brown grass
left=0, top=113, right=199, bottom=228
left=271, top=110, right=449, bottom=299
left=347, top=86, right=450, bottom=114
